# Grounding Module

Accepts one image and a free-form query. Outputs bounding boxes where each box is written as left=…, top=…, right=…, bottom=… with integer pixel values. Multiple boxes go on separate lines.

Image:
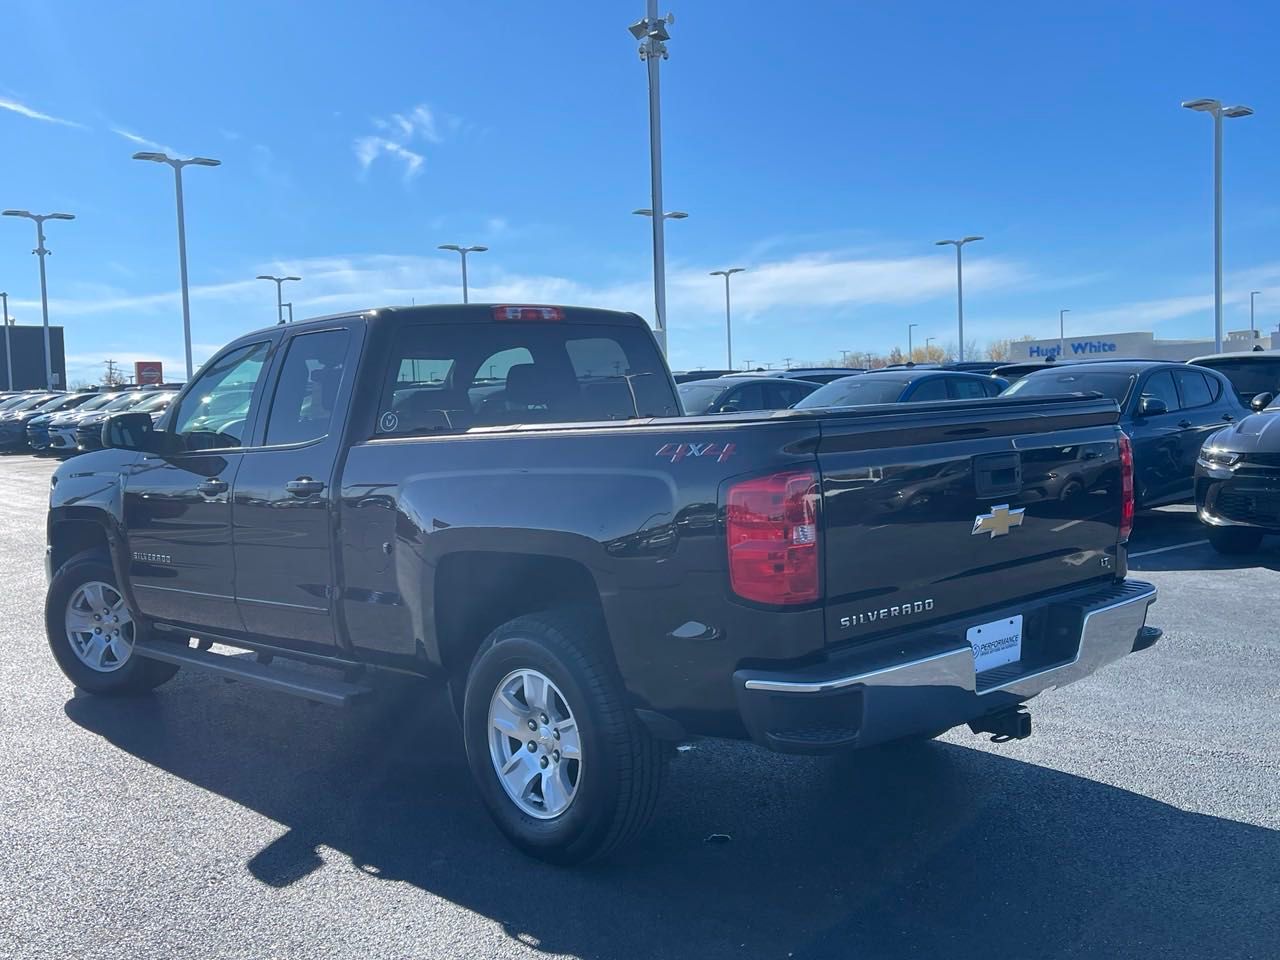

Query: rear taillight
left=493, top=305, right=564, bottom=322
left=1118, top=431, right=1134, bottom=543
left=726, top=469, right=820, bottom=605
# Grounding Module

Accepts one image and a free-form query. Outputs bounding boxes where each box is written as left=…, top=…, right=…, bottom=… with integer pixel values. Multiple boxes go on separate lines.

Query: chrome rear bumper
left=734, top=580, right=1158, bottom=753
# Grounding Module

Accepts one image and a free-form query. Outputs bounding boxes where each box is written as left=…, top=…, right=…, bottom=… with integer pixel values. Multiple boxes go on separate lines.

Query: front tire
left=462, top=610, right=665, bottom=864
left=45, top=552, right=179, bottom=696
left=1207, top=526, right=1264, bottom=555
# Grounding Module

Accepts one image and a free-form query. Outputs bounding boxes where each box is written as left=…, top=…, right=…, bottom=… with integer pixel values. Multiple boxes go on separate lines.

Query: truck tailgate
left=816, top=396, right=1124, bottom=644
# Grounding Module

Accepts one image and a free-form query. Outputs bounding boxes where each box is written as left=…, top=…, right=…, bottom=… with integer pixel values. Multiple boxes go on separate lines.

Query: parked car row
left=0, top=386, right=180, bottom=455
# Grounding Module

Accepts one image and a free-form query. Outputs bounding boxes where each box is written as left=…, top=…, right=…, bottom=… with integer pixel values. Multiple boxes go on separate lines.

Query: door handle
left=1223, top=413, right=1236, bottom=422
left=285, top=477, right=326, bottom=497
left=1177, top=420, right=1192, bottom=429
left=197, top=478, right=228, bottom=497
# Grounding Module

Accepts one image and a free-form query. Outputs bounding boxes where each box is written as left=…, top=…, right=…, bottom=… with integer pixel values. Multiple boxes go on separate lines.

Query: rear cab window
left=376, top=318, right=679, bottom=436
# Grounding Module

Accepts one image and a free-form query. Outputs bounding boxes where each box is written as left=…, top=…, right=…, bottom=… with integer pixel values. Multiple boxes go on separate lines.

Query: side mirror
left=1250, top=392, right=1274, bottom=412
left=102, top=412, right=158, bottom=452
left=717, top=401, right=742, bottom=413
left=1139, top=396, right=1168, bottom=417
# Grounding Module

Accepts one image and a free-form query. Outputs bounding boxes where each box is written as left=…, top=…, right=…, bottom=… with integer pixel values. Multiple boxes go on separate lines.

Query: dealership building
left=1008, top=328, right=1275, bottom=363
left=0, top=323, right=66, bottom=390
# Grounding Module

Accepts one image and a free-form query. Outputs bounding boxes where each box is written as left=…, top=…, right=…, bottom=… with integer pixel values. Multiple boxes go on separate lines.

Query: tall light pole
left=1250, top=290, right=1261, bottom=339
left=908, top=322, right=918, bottom=358
left=925, top=336, right=936, bottom=354
left=0, top=292, right=10, bottom=390
left=628, top=3, right=675, bottom=357
left=3, top=209, right=74, bottom=389
left=710, top=267, right=744, bottom=370
left=437, top=244, right=488, bottom=303
left=935, top=236, right=983, bottom=362
left=1059, top=308, right=1071, bottom=358
left=132, top=152, right=221, bottom=380
left=1182, top=98, right=1253, bottom=353
left=282, top=301, right=294, bottom=324
left=256, top=275, right=301, bottom=325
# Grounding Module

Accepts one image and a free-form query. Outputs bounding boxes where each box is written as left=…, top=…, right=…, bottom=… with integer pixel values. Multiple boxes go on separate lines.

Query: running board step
left=133, top=639, right=373, bottom=707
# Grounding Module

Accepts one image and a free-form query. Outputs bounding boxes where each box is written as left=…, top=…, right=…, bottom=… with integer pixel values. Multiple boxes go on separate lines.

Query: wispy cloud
left=354, top=136, right=425, bottom=181
left=0, top=96, right=84, bottom=128
left=355, top=103, right=453, bottom=181
left=372, top=104, right=442, bottom=143
left=112, top=127, right=180, bottom=157
left=21, top=248, right=1030, bottom=328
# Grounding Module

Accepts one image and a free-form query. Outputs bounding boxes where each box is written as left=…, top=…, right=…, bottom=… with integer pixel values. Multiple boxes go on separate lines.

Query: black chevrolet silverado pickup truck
left=45, top=304, right=1158, bottom=863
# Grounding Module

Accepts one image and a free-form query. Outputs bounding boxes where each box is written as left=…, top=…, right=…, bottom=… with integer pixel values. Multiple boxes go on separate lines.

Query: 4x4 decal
left=655, top=441, right=736, bottom=463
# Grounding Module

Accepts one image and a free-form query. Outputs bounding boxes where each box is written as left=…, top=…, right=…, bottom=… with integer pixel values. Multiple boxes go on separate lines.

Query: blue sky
left=1, top=0, right=1278, bottom=382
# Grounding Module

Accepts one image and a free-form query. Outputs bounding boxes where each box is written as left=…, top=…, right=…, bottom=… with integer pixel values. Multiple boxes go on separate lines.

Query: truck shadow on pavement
left=66, top=678, right=1278, bottom=960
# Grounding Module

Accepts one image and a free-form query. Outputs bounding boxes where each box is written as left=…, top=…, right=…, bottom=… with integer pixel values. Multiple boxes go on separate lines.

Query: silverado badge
left=972, top=504, right=1025, bottom=538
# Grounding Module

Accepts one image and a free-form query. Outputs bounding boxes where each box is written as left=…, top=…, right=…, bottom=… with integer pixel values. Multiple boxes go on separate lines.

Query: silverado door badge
left=972, top=504, right=1025, bottom=538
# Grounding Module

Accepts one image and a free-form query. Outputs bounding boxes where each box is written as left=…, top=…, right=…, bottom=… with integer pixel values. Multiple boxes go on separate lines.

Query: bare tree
left=987, top=334, right=1036, bottom=361
left=102, top=359, right=126, bottom=386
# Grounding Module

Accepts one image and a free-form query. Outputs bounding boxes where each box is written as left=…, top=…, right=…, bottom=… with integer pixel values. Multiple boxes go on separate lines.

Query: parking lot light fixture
left=1, top=291, right=9, bottom=390
left=629, top=1, right=676, bottom=358
left=935, top=236, right=983, bottom=362
left=3, top=209, right=75, bottom=389
left=1182, top=98, right=1253, bottom=353
left=256, top=275, right=301, bottom=325
left=437, top=244, right=488, bottom=304
left=710, top=268, right=745, bottom=370
left=1059, top=309, right=1071, bottom=357
left=633, top=209, right=688, bottom=220
left=1250, top=290, right=1261, bottom=338
left=133, top=151, right=221, bottom=379
left=908, top=323, right=918, bottom=357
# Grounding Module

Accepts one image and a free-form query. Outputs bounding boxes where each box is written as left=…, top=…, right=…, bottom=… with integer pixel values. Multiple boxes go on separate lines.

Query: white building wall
left=1008, top=329, right=1275, bottom=362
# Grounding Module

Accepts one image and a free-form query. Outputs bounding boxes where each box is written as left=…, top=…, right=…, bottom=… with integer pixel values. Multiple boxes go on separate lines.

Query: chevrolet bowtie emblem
left=972, top=504, right=1026, bottom=538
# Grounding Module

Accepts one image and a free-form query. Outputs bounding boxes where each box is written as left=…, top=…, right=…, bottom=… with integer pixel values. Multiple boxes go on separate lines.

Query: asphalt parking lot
left=2, top=454, right=1277, bottom=960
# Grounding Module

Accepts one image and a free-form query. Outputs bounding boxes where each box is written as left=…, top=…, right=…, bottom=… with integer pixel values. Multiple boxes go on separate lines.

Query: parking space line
left=1128, top=539, right=1208, bottom=559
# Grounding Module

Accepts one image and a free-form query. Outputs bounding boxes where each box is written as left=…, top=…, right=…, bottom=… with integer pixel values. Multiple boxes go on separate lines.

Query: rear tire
left=45, top=552, right=179, bottom=696
left=461, top=609, right=665, bottom=864
left=1207, top=526, right=1264, bottom=555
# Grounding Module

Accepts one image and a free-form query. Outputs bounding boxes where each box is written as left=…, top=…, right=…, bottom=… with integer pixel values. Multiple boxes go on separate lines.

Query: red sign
left=134, top=361, right=163, bottom=385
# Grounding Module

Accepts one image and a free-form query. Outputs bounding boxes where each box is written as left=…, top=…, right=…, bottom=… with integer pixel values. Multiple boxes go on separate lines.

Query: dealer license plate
left=966, top=615, right=1023, bottom=673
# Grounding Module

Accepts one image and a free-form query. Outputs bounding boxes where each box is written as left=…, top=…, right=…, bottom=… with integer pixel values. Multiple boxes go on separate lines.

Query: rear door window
left=946, top=377, right=989, bottom=400
left=770, top=381, right=814, bottom=407
left=1173, top=369, right=1214, bottom=409
left=723, top=382, right=766, bottom=411
left=906, top=378, right=947, bottom=402
left=264, top=329, right=352, bottom=445
left=377, top=321, right=678, bottom=436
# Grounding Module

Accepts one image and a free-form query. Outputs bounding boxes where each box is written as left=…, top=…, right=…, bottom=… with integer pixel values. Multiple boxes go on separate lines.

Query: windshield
left=99, top=392, right=150, bottom=413
left=34, top=394, right=91, bottom=414
left=1196, top=358, right=1280, bottom=400
left=133, top=391, right=177, bottom=413
left=794, top=377, right=909, bottom=408
left=71, top=393, right=120, bottom=413
left=677, top=381, right=730, bottom=414
left=1002, top=370, right=1136, bottom=405
left=6, top=394, right=58, bottom=413
left=0, top=395, right=31, bottom=411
